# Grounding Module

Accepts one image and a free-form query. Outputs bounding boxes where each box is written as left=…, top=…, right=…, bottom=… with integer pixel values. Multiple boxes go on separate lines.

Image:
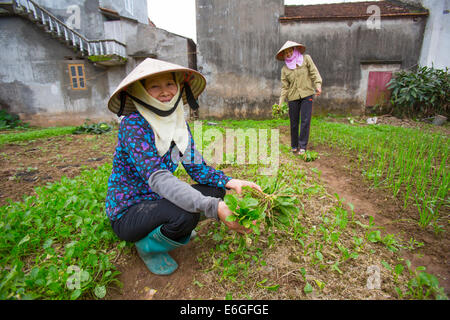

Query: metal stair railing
left=12, top=0, right=126, bottom=60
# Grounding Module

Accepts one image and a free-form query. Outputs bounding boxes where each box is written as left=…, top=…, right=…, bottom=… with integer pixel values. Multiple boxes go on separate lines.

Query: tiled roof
left=281, top=1, right=428, bottom=22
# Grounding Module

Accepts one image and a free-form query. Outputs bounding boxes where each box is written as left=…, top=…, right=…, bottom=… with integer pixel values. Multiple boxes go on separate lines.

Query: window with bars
left=68, top=64, right=87, bottom=90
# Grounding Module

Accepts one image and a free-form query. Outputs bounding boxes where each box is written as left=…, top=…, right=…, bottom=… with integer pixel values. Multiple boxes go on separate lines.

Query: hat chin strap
left=117, top=82, right=199, bottom=117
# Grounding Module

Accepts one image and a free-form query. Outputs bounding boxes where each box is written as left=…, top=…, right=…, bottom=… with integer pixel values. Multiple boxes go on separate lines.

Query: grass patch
left=0, top=127, right=77, bottom=147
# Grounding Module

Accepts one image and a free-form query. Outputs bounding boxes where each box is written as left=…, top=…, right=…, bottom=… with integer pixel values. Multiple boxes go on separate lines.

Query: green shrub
left=387, top=65, right=449, bottom=118
left=0, top=110, right=28, bottom=129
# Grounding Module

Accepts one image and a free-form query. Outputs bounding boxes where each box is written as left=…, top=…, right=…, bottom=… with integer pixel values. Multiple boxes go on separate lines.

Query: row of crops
left=310, top=120, right=449, bottom=233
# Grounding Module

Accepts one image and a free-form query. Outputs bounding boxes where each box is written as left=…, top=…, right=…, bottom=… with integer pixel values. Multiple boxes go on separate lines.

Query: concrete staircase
left=0, top=0, right=127, bottom=66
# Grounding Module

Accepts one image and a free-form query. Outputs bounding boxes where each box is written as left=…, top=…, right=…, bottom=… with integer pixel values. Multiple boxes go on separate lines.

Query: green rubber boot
left=135, top=225, right=190, bottom=275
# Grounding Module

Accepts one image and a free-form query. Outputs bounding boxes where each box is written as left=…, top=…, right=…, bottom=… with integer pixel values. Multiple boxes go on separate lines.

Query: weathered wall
left=196, top=0, right=284, bottom=119
left=0, top=17, right=120, bottom=126
left=122, top=21, right=190, bottom=68
left=418, top=0, right=450, bottom=69
left=280, top=17, right=427, bottom=114
left=99, top=0, right=148, bottom=25
left=36, top=0, right=104, bottom=39
left=35, top=0, right=149, bottom=39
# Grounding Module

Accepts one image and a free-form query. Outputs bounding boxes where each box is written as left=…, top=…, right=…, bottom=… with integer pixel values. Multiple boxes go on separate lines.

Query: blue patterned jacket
left=105, top=112, right=232, bottom=221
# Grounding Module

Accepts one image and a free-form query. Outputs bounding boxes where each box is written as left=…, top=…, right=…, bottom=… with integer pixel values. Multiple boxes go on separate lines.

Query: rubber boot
left=135, top=225, right=190, bottom=275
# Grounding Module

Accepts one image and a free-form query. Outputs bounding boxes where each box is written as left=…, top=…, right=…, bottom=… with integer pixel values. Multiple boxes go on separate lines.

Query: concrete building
left=196, top=0, right=433, bottom=118
left=0, top=0, right=196, bottom=126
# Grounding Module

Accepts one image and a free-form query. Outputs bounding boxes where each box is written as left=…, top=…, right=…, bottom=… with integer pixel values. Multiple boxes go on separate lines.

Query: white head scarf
left=129, top=79, right=189, bottom=157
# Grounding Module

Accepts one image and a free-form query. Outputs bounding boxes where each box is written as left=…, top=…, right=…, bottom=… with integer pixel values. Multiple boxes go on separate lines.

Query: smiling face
left=144, top=73, right=178, bottom=103
left=283, top=47, right=294, bottom=59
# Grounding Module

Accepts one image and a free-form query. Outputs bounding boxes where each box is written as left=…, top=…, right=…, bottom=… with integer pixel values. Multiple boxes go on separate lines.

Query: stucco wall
left=35, top=0, right=149, bottom=40
left=419, top=0, right=450, bottom=69
left=36, top=0, right=104, bottom=40
left=196, top=0, right=284, bottom=119
left=0, top=16, right=119, bottom=126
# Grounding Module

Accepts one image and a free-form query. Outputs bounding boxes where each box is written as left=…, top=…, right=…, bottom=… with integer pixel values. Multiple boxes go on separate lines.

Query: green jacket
left=279, top=54, right=322, bottom=105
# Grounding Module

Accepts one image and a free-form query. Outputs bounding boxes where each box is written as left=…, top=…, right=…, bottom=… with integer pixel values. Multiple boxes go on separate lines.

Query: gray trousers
left=288, top=95, right=313, bottom=150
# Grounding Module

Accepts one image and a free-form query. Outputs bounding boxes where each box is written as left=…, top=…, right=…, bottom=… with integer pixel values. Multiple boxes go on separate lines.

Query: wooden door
left=366, top=71, right=392, bottom=107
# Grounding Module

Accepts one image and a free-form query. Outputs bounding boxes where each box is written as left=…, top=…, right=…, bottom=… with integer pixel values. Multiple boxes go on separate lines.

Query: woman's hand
left=315, top=87, right=322, bottom=96
left=217, top=201, right=252, bottom=234
left=225, top=179, right=262, bottom=195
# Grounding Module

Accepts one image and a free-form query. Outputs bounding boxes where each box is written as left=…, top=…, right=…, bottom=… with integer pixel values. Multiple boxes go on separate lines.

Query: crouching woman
left=105, top=58, right=261, bottom=275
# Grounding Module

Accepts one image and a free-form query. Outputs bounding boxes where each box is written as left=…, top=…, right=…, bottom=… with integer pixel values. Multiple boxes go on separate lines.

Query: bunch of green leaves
left=0, top=110, right=29, bottom=129
left=224, top=175, right=299, bottom=233
left=224, top=194, right=261, bottom=234
left=272, top=102, right=289, bottom=119
left=256, top=175, right=299, bottom=227
left=387, top=65, right=449, bottom=118
left=301, top=150, right=320, bottom=162
left=73, top=120, right=112, bottom=135
left=0, top=163, right=125, bottom=300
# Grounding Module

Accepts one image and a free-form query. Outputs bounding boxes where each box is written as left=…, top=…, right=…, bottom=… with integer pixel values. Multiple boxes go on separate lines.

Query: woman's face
left=283, top=47, right=294, bottom=59
left=144, top=73, right=178, bottom=103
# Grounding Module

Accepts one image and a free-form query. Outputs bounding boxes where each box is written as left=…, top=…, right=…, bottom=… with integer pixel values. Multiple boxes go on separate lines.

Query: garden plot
left=0, top=118, right=448, bottom=300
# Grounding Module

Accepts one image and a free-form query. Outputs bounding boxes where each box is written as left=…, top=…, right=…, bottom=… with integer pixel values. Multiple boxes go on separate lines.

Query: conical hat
left=276, top=41, right=306, bottom=61
left=108, top=58, right=206, bottom=115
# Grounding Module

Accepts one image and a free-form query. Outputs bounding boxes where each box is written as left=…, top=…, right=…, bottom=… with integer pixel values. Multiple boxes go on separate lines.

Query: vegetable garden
left=0, top=115, right=448, bottom=300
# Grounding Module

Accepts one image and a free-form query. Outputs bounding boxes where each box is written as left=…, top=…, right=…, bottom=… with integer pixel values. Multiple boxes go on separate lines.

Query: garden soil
left=0, top=119, right=448, bottom=299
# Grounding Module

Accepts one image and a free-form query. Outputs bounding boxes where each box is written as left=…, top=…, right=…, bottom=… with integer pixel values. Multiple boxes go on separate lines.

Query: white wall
left=419, top=0, right=450, bottom=69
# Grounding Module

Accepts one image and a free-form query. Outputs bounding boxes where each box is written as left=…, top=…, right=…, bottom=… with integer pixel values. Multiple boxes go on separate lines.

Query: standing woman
left=276, top=41, right=322, bottom=155
left=105, top=58, right=261, bottom=275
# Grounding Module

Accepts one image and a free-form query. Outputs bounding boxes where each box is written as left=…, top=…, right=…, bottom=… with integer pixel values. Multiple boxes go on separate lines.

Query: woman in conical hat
left=105, top=58, right=261, bottom=275
left=276, top=41, right=322, bottom=156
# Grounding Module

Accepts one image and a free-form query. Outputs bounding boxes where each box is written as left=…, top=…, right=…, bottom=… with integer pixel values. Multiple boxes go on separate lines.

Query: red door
left=366, top=71, right=392, bottom=107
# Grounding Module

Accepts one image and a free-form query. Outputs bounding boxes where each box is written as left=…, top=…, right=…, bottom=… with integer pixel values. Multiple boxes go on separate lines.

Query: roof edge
left=280, top=11, right=429, bottom=22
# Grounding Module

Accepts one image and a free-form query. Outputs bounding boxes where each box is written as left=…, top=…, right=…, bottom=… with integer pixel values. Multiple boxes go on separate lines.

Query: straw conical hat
left=276, top=41, right=306, bottom=61
left=108, top=58, right=206, bottom=116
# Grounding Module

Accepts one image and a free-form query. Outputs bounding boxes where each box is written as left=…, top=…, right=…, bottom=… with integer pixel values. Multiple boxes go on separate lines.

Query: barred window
left=68, top=64, right=87, bottom=90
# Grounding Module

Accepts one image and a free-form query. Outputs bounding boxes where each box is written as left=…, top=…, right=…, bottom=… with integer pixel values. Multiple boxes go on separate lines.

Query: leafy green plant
left=73, top=120, right=112, bottom=135
left=224, top=175, right=299, bottom=233
left=403, top=264, right=448, bottom=300
left=300, top=150, right=320, bottom=162
left=387, top=65, right=449, bottom=118
left=224, top=194, right=261, bottom=234
left=0, top=110, right=29, bottom=129
left=0, top=163, right=125, bottom=299
left=272, top=102, right=289, bottom=119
